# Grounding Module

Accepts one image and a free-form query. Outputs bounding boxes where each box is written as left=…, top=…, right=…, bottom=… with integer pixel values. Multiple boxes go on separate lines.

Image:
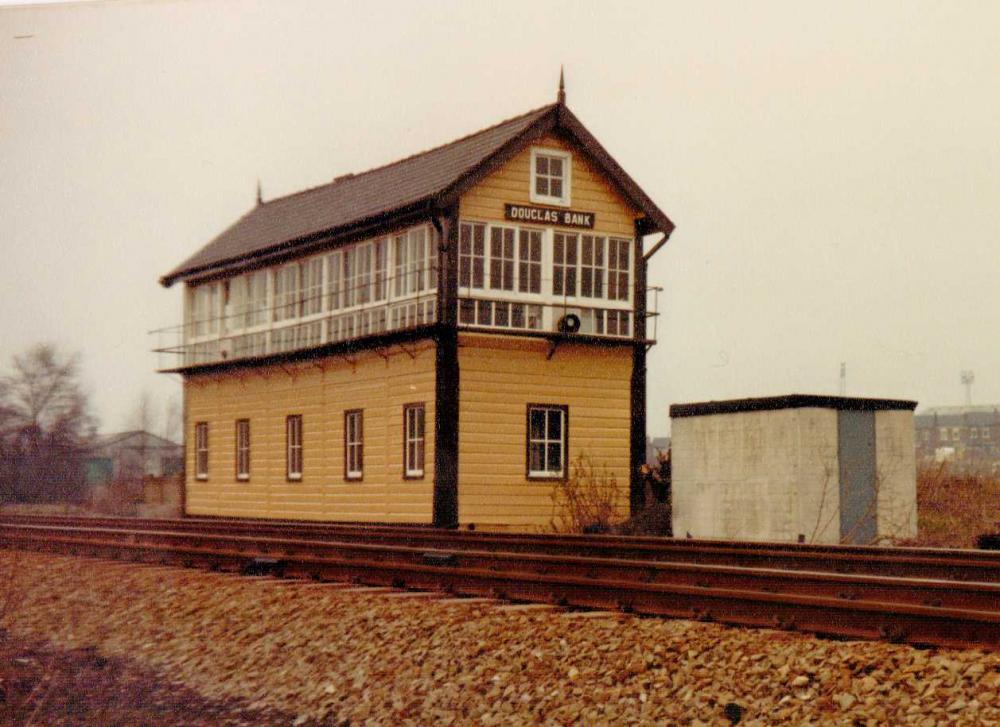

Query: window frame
left=402, top=403, right=426, bottom=480
left=235, top=419, right=250, bottom=481
left=286, top=414, right=303, bottom=482
left=194, top=422, right=209, bottom=480
left=344, top=409, right=364, bottom=481
left=529, top=147, right=572, bottom=207
left=525, top=404, right=569, bottom=481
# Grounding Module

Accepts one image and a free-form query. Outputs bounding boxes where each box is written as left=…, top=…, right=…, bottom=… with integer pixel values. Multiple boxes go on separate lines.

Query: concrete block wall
left=670, top=395, right=917, bottom=545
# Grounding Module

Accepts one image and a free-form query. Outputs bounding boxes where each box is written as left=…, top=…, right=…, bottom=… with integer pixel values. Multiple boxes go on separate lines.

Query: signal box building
left=158, top=84, right=674, bottom=530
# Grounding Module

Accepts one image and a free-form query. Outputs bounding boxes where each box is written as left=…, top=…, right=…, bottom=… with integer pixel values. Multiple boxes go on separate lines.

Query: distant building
left=645, top=436, right=670, bottom=466
left=85, top=431, right=183, bottom=486
left=914, top=406, right=1000, bottom=471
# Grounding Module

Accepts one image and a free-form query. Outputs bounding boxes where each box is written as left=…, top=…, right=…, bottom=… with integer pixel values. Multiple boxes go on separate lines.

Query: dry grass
left=908, top=465, right=1000, bottom=548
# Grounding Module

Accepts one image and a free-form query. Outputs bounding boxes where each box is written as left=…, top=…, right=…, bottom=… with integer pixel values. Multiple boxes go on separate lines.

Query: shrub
left=549, top=454, right=623, bottom=534
left=903, top=464, right=1000, bottom=548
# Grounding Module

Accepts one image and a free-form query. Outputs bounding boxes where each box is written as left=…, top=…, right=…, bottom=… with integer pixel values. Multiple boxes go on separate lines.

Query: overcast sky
left=2, top=0, right=998, bottom=438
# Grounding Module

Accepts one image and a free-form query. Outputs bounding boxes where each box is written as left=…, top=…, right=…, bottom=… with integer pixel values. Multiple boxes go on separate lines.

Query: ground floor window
left=526, top=404, right=567, bottom=479
left=286, top=415, right=303, bottom=481
left=404, top=404, right=425, bottom=478
left=195, top=422, right=209, bottom=479
left=236, top=419, right=250, bottom=480
left=345, top=409, right=363, bottom=480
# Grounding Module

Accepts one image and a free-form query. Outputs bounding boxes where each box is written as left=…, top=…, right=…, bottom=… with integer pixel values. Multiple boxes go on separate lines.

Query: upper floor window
left=952, top=427, right=961, bottom=440
left=553, top=232, right=578, bottom=296
left=939, top=427, right=949, bottom=441
left=531, top=148, right=571, bottom=206
left=274, top=262, right=301, bottom=322
left=460, top=222, right=486, bottom=289
left=518, top=229, right=542, bottom=294
left=983, top=427, right=992, bottom=440
left=191, top=284, right=219, bottom=338
left=394, top=227, right=434, bottom=297
left=302, top=258, right=324, bottom=316
left=607, top=238, right=631, bottom=301
left=489, top=226, right=516, bottom=291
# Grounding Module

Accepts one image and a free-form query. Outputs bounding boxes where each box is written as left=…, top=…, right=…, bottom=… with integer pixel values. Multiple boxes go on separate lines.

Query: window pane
left=529, top=443, right=545, bottom=472
left=536, top=156, right=549, bottom=175
left=549, top=157, right=562, bottom=176
left=530, top=409, right=545, bottom=440
left=459, top=299, right=475, bottom=324
left=476, top=299, right=492, bottom=325
left=495, top=301, right=509, bottom=327
left=546, top=443, right=562, bottom=473
left=547, top=409, right=562, bottom=440
left=550, top=179, right=562, bottom=198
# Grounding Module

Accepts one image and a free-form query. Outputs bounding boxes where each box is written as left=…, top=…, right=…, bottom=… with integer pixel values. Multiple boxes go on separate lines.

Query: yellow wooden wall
left=457, top=333, right=632, bottom=530
left=459, top=133, right=638, bottom=236
left=184, top=342, right=435, bottom=522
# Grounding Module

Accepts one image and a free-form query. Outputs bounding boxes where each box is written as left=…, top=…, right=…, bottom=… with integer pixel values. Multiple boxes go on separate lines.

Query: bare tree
left=0, top=344, right=96, bottom=503
left=163, top=394, right=182, bottom=444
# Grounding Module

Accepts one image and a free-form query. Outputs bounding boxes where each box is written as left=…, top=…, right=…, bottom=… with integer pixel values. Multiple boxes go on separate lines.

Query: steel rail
left=1, top=522, right=997, bottom=650
left=3, top=513, right=998, bottom=583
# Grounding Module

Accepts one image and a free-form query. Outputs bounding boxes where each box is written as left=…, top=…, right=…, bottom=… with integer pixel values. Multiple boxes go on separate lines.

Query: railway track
left=1, top=515, right=997, bottom=650
left=5, top=513, right=999, bottom=582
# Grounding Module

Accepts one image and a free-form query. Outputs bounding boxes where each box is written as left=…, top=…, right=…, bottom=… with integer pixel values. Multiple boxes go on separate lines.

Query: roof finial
left=557, top=65, right=566, bottom=105
left=256, top=178, right=263, bottom=206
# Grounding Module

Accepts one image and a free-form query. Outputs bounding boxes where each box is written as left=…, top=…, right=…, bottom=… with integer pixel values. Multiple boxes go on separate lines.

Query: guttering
left=643, top=229, right=673, bottom=261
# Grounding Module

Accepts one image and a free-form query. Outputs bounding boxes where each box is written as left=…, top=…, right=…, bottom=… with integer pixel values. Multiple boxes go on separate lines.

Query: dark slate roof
left=670, top=394, right=918, bottom=419
left=161, top=102, right=674, bottom=287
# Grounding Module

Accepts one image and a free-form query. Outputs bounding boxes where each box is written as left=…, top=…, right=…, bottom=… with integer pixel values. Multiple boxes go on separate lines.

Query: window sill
left=529, top=193, right=571, bottom=208
left=195, top=474, right=208, bottom=481
left=287, top=474, right=302, bottom=482
left=345, top=474, right=363, bottom=482
left=237, top=475, right=250, bottom=482
left=404, top=471, right=425, bottom=480
left=527, top=473, right=566, bottom=482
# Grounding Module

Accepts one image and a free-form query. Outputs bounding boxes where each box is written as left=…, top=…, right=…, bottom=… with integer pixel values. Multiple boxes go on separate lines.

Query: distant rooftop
left=917, top=405, right=1000, bottom=416
left=914, top=405, right=1000, bottom=426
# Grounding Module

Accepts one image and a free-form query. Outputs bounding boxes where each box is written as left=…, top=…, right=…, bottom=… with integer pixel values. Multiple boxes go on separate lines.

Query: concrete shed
left=670, top=395, right=917, bottom=545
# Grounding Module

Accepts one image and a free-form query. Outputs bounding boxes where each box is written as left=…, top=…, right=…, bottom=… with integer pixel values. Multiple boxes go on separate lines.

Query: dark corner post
left=433, top=205, right=460, bottom=528
left=629, top=219, right=649, bottom=517
left=180, top=376, right=189, bottom=517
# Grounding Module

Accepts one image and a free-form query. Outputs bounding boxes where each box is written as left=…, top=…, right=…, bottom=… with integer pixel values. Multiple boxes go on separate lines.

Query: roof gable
left=162, top=102, right=673, bottom=287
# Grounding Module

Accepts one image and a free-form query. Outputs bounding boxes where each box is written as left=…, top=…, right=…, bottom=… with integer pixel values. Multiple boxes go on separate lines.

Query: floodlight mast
left=961, top=370, right=975, bottom=406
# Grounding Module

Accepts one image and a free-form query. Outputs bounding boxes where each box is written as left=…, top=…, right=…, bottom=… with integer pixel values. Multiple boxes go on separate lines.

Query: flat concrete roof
left=670, top=394, right=918, bottom=419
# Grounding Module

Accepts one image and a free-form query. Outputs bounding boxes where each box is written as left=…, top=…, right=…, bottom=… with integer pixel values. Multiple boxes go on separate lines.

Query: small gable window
left=530, top=148, right=571, bottom=206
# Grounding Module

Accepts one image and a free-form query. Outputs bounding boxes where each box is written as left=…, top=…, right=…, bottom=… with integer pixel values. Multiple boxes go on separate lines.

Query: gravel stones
left=2, top=550, right=998, bottom=725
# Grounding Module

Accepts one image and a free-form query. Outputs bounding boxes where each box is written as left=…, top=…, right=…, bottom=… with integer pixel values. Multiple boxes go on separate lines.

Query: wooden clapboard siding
left=457, top=333, right=631, bottom=530
left=459, top=134, right=637, bottom=235
left=184, top=342, right=436, bottom=522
